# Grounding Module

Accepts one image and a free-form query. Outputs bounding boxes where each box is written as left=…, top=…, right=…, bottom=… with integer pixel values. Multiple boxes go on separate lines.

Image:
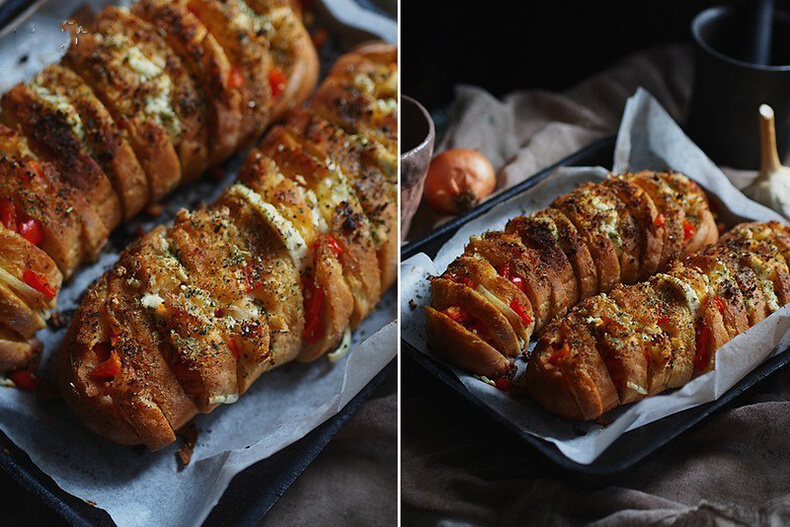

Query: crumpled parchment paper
left=401, top=88, right=789, bottom=465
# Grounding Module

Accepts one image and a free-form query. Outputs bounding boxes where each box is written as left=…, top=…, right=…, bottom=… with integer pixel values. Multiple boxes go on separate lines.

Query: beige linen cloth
left=403, top=45, right=790, bottom=525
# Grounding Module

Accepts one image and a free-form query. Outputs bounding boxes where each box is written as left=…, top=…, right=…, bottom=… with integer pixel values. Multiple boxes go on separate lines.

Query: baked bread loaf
left=59, top=43, right=397, bottom=450
left=0, top=0, right=319, bottom=372
left=527, top=221, right=790, bottom=420
left=426, top=171, right=718, bottom=377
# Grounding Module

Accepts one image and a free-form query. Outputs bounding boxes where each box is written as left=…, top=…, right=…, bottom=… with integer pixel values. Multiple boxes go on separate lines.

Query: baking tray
left=401, top=136, right=790, bottom=480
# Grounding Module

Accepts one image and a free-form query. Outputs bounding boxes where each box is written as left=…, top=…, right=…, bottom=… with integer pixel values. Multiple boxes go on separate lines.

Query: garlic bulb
left=743, top=104, right=790, bottom=218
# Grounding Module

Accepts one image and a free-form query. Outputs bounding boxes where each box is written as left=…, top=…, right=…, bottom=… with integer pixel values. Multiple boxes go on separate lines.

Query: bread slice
left=132, top=0, right=244, bottom=165
left=260, top=128, right=381, bottom=326
left=425, top=306, right=511, bottom=379
left=445, top=255, right=535, bottom=345
left=465, top=232, right=556, bottom=330
left=628, top=172, right=686, bottom=270
left=527, top=313, right=620, bottom=420
left=33, top=65, right=149, bottom=219
left=609, top=282, right=673, bottom=395
left=284, top=110, right=398, bottom=292
left=662, top=172, right=718, bottom=253
left=603, top=175, right=664, bottom=280
left=93, top=7, right=209, bottom=181
left=575, top=294, right=649, bottom=404
left=0, top=325, right=37, bottom=372
left=551, top=184, right=623, bottom=293
left=506, top=214, right=579, bottom=319
left=430, top=277, right=520, bottom=358
left=186, top=0, right=272, bottom=145
left=1, top=83, right=123, bottom=230
left=216, top=192, right=306, bottom=365
left=63, top=31, right=182, bottom=202
left=242, top=0, right=319, bottom=120
left=0, top=155, right=96, bottom=275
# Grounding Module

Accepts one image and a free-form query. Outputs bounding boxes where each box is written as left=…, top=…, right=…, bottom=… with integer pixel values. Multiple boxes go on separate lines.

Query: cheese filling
left=657, top=273, right=701, bottom=318
left=588, top=195, right=621, bottom=248
left=30, top=84, right=86, bottom=143
left=96, top=33, right=181, bottom=140
left=229, top=184, right=308, bottom=268
left=476, top=284, right=528, bottom=346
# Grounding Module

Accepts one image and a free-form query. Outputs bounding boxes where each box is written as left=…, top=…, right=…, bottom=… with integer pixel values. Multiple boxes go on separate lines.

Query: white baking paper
left=401, top=88, right=790, bottom=465
left=0, top=2, right=397, bottom=525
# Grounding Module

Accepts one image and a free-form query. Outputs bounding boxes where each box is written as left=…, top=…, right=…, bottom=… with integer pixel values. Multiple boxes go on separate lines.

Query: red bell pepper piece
left=22, top=270, right=56, bottom=300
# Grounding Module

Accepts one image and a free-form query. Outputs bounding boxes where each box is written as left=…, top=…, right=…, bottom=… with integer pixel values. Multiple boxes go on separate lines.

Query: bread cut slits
left=0, top=0, right=321, bottom=373
left=426, top=171, right=718, bottom=380
left=525, top=221, right=790, bottom=420
left=59, top=43, right=397, bottom=450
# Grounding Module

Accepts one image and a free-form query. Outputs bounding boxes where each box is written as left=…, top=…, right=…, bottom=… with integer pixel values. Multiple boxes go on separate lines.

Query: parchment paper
left=401, top=88, right=790, bottom=465
left=0, top=2, right=397, bottom=525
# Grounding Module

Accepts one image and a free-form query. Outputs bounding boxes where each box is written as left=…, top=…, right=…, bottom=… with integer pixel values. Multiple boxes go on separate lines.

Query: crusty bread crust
left=427, top=171, right=721, bottom=383
left=59, top=43, right=396, bottom=449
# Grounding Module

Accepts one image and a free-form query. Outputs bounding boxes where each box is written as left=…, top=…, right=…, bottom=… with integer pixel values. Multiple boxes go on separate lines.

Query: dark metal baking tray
left=401, top=136, right=790, bottom=480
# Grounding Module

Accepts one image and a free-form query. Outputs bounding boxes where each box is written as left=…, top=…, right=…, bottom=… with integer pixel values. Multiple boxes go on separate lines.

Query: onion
left=424, top=149, right=496, bottom=215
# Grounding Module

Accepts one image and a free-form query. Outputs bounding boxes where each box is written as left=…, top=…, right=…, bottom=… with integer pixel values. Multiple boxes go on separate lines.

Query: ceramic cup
left=686, top=6, right=790, bottom=169
left=400, top=95, right=435, bottom=239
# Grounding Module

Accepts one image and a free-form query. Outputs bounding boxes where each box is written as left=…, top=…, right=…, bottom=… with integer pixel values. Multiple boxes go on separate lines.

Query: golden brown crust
left=444, top=255, right=535, bottom=344
left=0, top=154, right=93, bottom=275
left=552, top=184, right=623, bottom=293
left=465, top=232, right=556, bottom=330
left=132, top=0, right=244, bottom=164
left=506, top=214, right=579, bottom=319
left=1, top=84, right=123, bottom=231
left=284, top=110, right=398, bottom=292
left=63, top=31, right=182, bottom=202
left=93, top=7, right=209, bottom=181
left=603, top=175, right=664, bottom=280
left=59, top=43, right=395, bottom=449
left=244, top=0, right=319, bottom=120
left=525, top=222, right=790, bottom=420
left=311, top=49, right=397, bottom=154
left=260, top=127, right=382, bottom=326
left=33, top=65, right=149, bottom=219
left=628, top=172, right=686, bottom=270
left=425, top=306, right=511, bottom=379
left=0, top=325, right=37, bottom=372
left=186, top=0, right=272, bottom=145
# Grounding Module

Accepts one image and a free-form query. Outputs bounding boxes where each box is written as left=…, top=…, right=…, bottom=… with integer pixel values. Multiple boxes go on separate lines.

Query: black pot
left=686, top=5, right=790, bottom=169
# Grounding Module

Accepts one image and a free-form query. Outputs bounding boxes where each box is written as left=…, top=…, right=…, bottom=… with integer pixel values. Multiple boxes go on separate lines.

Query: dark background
left=403, top=0, right=790, bottom=113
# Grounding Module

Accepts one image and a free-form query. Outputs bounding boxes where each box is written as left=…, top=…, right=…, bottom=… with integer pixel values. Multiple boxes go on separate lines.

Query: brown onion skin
left=424, top=149, right=496, bottom=215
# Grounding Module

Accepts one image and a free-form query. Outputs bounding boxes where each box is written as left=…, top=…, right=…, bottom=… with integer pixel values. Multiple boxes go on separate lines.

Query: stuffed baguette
left=426, top=171, right=718, bottom=377
left=0, top=0, right=318, bottom=373
left=59, top=43, right=397, bottom=450
left=527, top=221, right=790, bottom=420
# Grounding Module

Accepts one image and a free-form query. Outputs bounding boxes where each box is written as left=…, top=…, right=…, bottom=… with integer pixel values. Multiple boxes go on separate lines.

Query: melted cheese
left=588, top=195, right=620, bottom=246
left=209, top=393, right=239, bottom=405
left=327, top=327, right=352, bottom=363
left=374, top=98, right=397, bottom=118
left=352, top=74, right=375, bottom=96
left=30, top=84, right=86, bottom=142
left=140, top=292, right=164, bottom=310
left=230, top=184, right=308, bottom=268
left=476, top=284, right=529, bottom=344
left=746, top=255, right=781, bottom=311
left=657, top=273, right=701, bottom=318
left=0, top=266, right=44, bottom=302
left=97, top=33, right=181, bottom=139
